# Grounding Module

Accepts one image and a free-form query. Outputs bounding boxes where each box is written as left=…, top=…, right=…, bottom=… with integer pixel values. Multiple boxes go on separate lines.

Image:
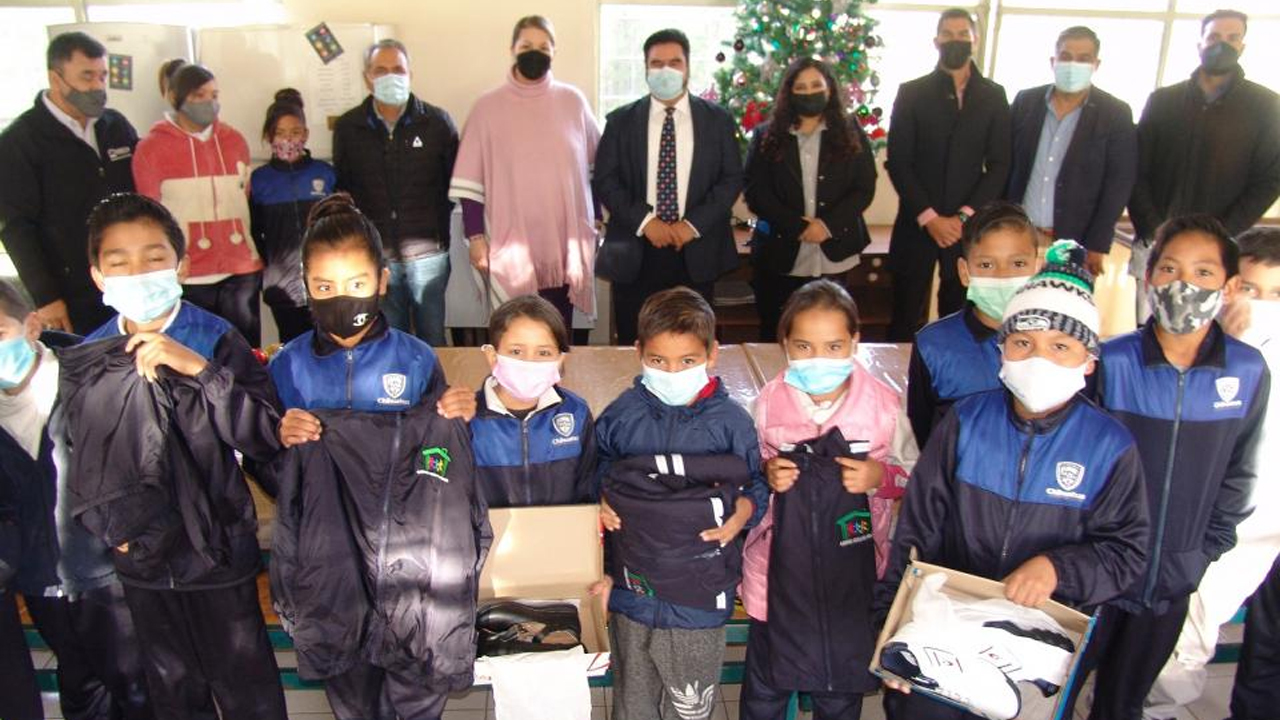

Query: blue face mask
left=784, top=355, right=855, bottom=396
left=101, top=268, right=183, bottom=324
left=641, top=363, right=709, bottom=406
left=373, top=73, right=410, bottom=106
left=646, top=67, right=686, bottom=102
left=1053, top=61, right=1094, bottom=93
left=0, top=336, right=36, bottom=390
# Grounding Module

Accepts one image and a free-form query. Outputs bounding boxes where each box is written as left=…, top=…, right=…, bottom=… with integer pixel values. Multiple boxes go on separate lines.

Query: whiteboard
left=196, top=23, right=395, bottom=162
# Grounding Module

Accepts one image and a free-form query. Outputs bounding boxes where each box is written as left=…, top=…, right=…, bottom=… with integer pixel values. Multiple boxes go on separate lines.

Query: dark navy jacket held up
left=249, top=152, right=336, bottom=308
left=907, top=304, right=1002, bottom=448
left=1098, top=321, right=1269, bottom=613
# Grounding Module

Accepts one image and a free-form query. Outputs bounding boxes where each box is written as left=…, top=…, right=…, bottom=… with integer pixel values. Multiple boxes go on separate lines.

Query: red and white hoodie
left=132, top=116, right=261, bottom=281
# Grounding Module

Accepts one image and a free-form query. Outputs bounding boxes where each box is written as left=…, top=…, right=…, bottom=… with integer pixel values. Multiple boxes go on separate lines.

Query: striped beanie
left=998, top=239, right=1100, bottom=354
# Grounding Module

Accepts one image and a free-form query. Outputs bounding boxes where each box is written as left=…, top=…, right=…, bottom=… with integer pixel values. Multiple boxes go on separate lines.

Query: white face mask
left=1241, top=299, right=1280, bottom=349
left=999, top=355, right=1088, bottom=414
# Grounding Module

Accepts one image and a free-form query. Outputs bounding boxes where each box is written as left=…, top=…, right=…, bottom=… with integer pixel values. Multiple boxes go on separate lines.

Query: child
left=470, top=294, right=595, bottom=507
left=594, top=287, right=768, bottom=720
left=741, top=279, right=917, bottom=720
left=879, top=241, right=1150, bottom=720
left=62, top=193, right=286, bottom=719
left=1081, top=215, right=1270, bottom=720
left=250, top=88, right=335, bottom=343
left=907, top=201, right=1041, bottom=446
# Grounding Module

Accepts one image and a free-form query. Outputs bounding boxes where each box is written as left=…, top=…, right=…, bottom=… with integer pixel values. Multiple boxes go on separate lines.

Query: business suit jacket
left=593, top=94, right=744, bottom=285
left=744, top=119, right=877, bottom=273
left=1005, top=84, right=1137, bottom=254
left=885, top=65, right=1011, bottom=271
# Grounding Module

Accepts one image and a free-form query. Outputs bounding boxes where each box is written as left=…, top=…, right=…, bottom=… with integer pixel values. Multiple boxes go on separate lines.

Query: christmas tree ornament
left=716, top=51, right=726, bottom=63
left=733, top=37, right=745, bottom=51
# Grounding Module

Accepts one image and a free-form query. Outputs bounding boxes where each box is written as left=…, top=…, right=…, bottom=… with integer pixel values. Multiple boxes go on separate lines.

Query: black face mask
left=516, top=50, right=551, bottom=81
left=311, top=295, right=380, bottom=340
left=791, top=91, right=828, bottom=118
left=1200, top=42, right=1240, bottom=76
left=939, top=40, right=972, bottom=71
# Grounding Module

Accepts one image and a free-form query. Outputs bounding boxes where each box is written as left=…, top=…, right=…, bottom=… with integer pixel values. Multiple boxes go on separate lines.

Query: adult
left=132, top=63, right=262, bottom=346
left=157, top=58, right=185, bottom=101
left=744, top=57, right=877, bottom=342
left=1004, top=25, right=1136, bottom=279
left=593, top=28, right=743, bottom=345
left=450, top=16, right=600, bottom=341
left=885, top=8, right=1011, bottom=342
left=0, top=32, right=138, bottom=334
left=333, top=39, right=458, bottom=347
left=1128, top=9, right=1280, bottom=320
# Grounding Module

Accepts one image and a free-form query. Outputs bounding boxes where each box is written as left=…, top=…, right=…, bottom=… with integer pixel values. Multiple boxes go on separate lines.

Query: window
left=86, top=1, right=286, bottom=27
left=0, top=6, right=79, bottom=131
left=864, top=8, right=965, bottom=120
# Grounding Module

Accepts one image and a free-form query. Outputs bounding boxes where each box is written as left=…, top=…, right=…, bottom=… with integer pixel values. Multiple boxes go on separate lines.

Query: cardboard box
left=870, top=560, right=1095, bottom=720
left=473, top=504, right=610, bottom=684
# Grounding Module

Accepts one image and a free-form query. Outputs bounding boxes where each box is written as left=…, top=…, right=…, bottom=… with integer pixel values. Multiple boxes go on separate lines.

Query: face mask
left=492, top=354, right=561, bottom=402
left=641, top=363, right=709, bottom=406
left=516, top=50, right=552, bottom=81
left=101, top=268, right=183, bottom=324
left=967, top=274, right=1034, bottom=321
left=791, top=91, right=828, bottom=118
left=271, top=138, right=306, bottom=163
left=1240, top=299, right=1280, bottom=349
left=372, top=74, right=410, bottom=106
left=58, top=75, right=107, bottom=118
left=1200, top=42, right=1240, bottom=76
left=311, top=295, right=380, bottom=340
left=999, top=355, right=1087, bottom=414
left=180, top=99, right=219, bottom=128
left=1053, top=61, right=1095, bottom=93
left=0, top=337, right=36, bottom=390
left=784, top=355, right=855, bottom=396
left=646, top=67, right=686, bottom=102
left=939, top=41, right=972, bottom=70
left=1148, top=280, right=1224, bottom=335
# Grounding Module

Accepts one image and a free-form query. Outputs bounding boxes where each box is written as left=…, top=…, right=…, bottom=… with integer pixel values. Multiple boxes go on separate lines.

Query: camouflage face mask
left=1148, top=280, right=1223, bottom=335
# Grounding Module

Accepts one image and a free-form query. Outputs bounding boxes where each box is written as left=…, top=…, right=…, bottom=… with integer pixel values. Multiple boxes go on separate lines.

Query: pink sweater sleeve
left=131, top=135, right=163, bottom=201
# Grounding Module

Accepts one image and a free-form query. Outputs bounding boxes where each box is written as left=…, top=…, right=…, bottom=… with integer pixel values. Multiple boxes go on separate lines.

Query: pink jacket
left=742, top=367, right=912, bottom=622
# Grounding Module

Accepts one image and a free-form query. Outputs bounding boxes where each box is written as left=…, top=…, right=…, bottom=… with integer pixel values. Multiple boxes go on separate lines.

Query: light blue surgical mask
left=646, top=67, right=686, bottom=103
left=0, top=337, right=36, bottom=390
left=784, top=355, right=855, bottom=396
left=101, top=268, right=183, bottom=324
left=1053, top=61, right=1094, bottom=94
left=641, top=363, right=709, bottom=406
left=372, top=73, right=410, bottom=106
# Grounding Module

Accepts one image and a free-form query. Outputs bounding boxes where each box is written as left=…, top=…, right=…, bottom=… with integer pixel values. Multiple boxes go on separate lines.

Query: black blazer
left=593, top=95, right=744, bottom=285
left=885, top=65, right=1011, bottom=268
left=744, top=119, right=876, bottom=274
left=1005, top=84, right=1137, bottom=253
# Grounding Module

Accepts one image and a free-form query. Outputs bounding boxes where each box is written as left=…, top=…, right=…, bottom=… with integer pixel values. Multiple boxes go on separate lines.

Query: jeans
left=383, top=253, right=450, bottom=347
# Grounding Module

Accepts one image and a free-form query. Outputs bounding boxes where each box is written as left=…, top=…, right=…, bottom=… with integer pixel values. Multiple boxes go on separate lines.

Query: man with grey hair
left=332, top=38, right=459, bottom=345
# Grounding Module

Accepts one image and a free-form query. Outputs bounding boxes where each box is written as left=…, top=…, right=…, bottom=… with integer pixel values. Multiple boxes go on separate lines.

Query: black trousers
left=740, top=620, right=864, bottom=720
left=1229, top=554, right=1280, bottom=720
left=883, top=690, right=983, bottom=720
left=121, top=580, right=285, bottom=720
left=183, top=272, right=262, bottom=348
left=886, top=244, right=964, bottom=342
left=323, top=662, right=448, bottom=720
left=0, top=587, right=43, bottom=720
left=537, top=285, right=591, bottom=346
left=752, top=271, right=850, bottom=343
left=24, top=583, right=152, bottom=720
left=613, top=246, right=715, bottom=345
left=267, top=303, right=312, bottom=345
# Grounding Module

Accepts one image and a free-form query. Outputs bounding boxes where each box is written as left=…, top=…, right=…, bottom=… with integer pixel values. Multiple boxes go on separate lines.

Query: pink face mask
left=492, top=353, right=561, bottom=403
left=271, top=138, right=306, bottom=163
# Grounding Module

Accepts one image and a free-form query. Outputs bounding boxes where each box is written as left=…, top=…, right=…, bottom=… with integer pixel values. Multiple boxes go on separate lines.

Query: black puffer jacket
left=269, top=399, right=491, bottom=688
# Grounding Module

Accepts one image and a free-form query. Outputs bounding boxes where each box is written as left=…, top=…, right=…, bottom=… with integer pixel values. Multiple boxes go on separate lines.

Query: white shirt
left=0, top=344, right=58, bottom=459
left=638, top=92, right=695, bottom=234
left=42, top=91, right=98, bottom=155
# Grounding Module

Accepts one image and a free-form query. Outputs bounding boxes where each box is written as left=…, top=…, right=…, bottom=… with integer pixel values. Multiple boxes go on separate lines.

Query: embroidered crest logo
left=1056, top=462, right=1085, bottom=491
left=311, top=178, right=326, bottom=196
left=382, top=373, right=407, bottom=400
left=552, top=412, right=575, bottom=437
left=1013, top=314, right=1052, bottom=333
left=416, top=446, right=451, bottom=481
left=835, top=509, right=873, bottom=547
left=1217, top=377, right=1240, bottom=403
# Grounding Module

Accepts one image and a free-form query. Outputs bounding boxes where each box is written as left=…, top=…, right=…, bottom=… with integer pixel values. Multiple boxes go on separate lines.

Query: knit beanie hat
left=998, top=239, right=1100, bottom=355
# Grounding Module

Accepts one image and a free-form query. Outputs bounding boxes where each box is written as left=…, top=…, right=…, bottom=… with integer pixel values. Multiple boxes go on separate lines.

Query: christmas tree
left=711, top=0, right=887, bottom=151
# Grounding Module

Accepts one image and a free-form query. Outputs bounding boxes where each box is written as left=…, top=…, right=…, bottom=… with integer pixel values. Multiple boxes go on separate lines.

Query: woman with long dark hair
left=745, top=57, right=877, bottom=342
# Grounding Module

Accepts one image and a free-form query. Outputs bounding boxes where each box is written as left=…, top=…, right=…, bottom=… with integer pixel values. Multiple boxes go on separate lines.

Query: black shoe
left=477, top=601, right=581, bottom=635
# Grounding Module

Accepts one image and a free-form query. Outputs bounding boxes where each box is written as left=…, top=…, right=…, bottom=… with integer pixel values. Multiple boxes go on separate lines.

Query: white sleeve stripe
left=671, top=453, right=685, bottom=476
left=654, top=455, right=669, bottom=475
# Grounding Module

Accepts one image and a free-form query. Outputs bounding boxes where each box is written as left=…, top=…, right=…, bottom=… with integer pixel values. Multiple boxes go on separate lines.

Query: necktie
left=656, top=107, right=679, bottom=223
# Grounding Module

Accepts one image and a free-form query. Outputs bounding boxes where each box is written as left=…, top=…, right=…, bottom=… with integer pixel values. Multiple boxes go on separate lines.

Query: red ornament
left=742, top=100, right=769, bottom=133
left=869, top=127, right=887, bottom=140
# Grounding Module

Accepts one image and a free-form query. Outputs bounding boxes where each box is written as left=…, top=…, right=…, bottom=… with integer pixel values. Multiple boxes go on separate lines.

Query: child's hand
left=700, top=496, right=752, bottom=546
left=882, top=676, right=912, bottom=694
left=280, top=408, right=323, bottom=447
left=836, top=457, right=884, bottom=495
left=599, top=497, right=622, bottom=531
left=589, top=576, right=614, bottom=610
left=765, top=457, right=799, bottom=493
left=115, top=542, right=129, bottom=554
left=437, top=386, right=478, bottom=421
left=1002, top=555, right=1058, bottom=607
left=125, top=332, right=208, bottom=382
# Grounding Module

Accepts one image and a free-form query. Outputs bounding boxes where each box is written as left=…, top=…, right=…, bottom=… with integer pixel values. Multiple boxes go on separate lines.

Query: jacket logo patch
left=416, top=446, right=451, bottom=482
left=836, top=509, right=873, bottom=547
left=1046, top=462, right=1087, bottom=501
left=311, top=178, right=326, bottom=196
left=624, top=567, right=655, bottom=597
left=106, top=146, right=132, bottom=162
left=1013, top=314, right=1051, bottom=333
left=382, top=373, right=407, bottom=399
left=412, top=135, right=423, bottom=148
left=1215, top=376, right=1242, bottom=409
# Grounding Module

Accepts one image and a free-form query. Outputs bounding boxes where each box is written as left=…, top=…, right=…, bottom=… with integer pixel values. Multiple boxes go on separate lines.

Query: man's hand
left=1085, top=250, right=1107, bottom=279
left=700, top=496, right=752, bottom=546
left=437, top=386, right=478, bottom=421
left=799, top=217, right=832, bottom=244
left=600, top=497, right=622, bottom=531
left=924, top=216, right=963, bottom=248
left=37, top=299, right=72, bottom=332
left=642, top=218, right=676, bottom=249
left=671, top=221, right=698, bottom=250
left=1002, top=555, right=1058, bottom=607
left=836, top=457, right=885, bottom=495
left=468, top=236, right=489, bottom=274
left=125, top=332, right=207, bottom=382
left=1220, top=295, right=1252, bottom=339
left=279, top=408, right=322, bottom=447
left=765, top=456, right=799, bottom=493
